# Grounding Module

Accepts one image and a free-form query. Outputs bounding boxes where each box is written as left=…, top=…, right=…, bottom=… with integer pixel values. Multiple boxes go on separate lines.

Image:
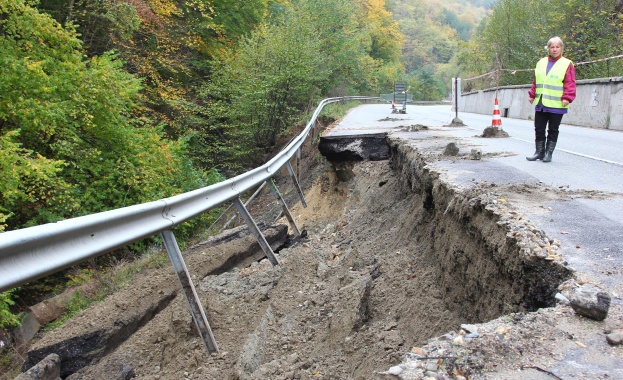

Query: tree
left=203, top=6, right=330, bottom=154
left=550, top=0, right=623, bottom=79
left=458, top=0, right=623, bottom=89
left=1, top=0, right=215, bottom=231
left=199, top=0, right=405, bottom=168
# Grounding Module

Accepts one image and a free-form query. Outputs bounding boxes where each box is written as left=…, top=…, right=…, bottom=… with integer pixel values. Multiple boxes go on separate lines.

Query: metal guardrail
left=0, top=96, right=380, bottom=355
left=0, top=96, right=377, bottom=294
left=380, top=93, right=413, bottom=102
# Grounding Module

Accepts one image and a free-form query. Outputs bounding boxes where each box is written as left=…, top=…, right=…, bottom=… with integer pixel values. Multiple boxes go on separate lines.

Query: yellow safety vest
left=534, top=57, right=572, bottom=108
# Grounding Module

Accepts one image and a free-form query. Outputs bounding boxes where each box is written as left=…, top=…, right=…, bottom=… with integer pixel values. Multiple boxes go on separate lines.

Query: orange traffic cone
left=492, top=98, right=502, bottom=127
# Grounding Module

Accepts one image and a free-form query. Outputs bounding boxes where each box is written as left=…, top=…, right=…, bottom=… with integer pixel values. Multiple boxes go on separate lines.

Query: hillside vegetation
left=465, top=0, right=623, bottom=89
left=389, top=0, right=623, bottom=92
left=0, top=0, right=402, bottom=235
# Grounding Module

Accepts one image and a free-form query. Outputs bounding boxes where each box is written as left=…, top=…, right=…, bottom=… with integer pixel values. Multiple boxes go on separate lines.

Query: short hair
left=546, top=36, right=564, bottom=53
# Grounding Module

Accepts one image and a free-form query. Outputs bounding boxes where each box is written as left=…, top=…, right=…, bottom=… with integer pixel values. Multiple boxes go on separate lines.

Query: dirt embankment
left=19, top=135, right=615, bottom=380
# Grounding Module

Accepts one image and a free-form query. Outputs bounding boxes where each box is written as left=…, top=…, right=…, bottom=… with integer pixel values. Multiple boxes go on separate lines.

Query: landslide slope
left=22, top=132, right=622, bottom=380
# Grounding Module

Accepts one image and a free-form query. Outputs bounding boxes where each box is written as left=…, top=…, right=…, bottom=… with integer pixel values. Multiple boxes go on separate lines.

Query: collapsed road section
left=318, top=133, right=390, bottom=162
left=20, top=132, right=583, bottom=380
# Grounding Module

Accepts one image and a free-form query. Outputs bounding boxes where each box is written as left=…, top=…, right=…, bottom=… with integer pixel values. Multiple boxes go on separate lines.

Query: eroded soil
left=35, top=160, right=465, bottom=379
left=18, top=137, right=623, bottom=380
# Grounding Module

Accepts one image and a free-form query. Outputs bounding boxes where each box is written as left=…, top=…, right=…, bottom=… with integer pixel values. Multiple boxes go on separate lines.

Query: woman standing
left=526, top=36, right=577, bottom=162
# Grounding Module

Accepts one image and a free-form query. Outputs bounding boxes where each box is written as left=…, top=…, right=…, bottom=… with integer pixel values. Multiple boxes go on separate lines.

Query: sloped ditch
left=19, top=138, right=572, bottom=379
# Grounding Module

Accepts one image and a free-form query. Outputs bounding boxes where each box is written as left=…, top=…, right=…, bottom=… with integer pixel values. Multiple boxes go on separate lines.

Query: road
left=326, top=103, right=623, bottom=295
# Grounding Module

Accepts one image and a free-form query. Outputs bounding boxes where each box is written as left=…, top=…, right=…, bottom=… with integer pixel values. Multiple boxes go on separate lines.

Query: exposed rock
left=386, top=365, right=403, bottom=375
left=14, top=312, right=41, bottom=347
left=316, top=261, right=330, bottom=279
left=15, top=353, right=61, bottom=380
left=555, top=292, right=570, bottom=305
left=238, top=306, right=276, bottom=375
left=443, top=142, right=459, bottom=156
left=332, top=161, right=356, bottom=182
left=469, top=148, right=482, bottom=160
left=606, top=329, right=623, bottom=345
left=28, top=297, right=68, bottom=326
left=569, top=284, right=611, bottom=321
left=18, top=134, right=621, bottom=380
left=329, top=274, right=372, bottom=336
left=460, top=324, right=479, bottom=334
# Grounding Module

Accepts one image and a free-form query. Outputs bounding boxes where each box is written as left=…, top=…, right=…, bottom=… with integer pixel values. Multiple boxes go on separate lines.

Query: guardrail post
left=267, top=179, right=301, bottom=237
left=296, top=148, right=301, bottom=181
left=233, top=197, right=280, bottom=266
left=161, top=230, right=218, bottom=353
left=286, top=161, right=307, bottom=208
left=219, top=183, right=267, bottom=233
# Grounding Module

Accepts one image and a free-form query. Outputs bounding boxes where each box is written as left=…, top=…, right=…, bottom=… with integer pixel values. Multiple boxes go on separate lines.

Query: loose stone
left=386, top=365, right=403, bottom=375
left=569, top=284, right=611, bottom=321
left=606, top=330, right=623, bottom=345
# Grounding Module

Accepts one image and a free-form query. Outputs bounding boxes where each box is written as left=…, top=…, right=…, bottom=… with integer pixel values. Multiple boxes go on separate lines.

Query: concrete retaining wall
left=459, top=77, right=623, bottom=131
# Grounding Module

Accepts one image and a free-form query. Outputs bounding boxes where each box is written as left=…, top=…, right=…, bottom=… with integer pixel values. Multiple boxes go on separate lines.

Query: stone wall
left=459, top=77, right=623, bottom=130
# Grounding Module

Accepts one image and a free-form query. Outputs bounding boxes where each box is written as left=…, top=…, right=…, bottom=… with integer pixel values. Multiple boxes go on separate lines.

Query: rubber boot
left=526, top=140, right=546, bottom=161
left=543, top=141, right=557, bottom=162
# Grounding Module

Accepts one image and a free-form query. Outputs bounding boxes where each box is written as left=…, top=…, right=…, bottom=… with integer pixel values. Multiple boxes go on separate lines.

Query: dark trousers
left=534, top=111, right=564, bottom=143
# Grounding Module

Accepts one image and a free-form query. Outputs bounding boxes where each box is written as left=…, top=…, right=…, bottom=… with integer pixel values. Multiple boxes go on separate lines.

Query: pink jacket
left=528, top=55, right=577, bottom=104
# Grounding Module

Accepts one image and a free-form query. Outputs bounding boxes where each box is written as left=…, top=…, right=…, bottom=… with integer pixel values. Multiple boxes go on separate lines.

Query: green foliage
left=387, top=0, right=489, bottom=97
left=550, top=0, right=623, bottom=79
left=318, top=101, right=360, bottom=122
left=32, top=0, right=273, bottom=176
left=0, top=131, right=72, bottom=230
left=207, top=16, right=328, bottom=153
left=0, top=289, right=21, bottom=329
left=200, top=0, right=405, bottom=164
left=1, top=0, right=219, bottom=232
left=286, top=0, right=365, bottom=95
left=105, top=1, right=142, bottom=40
left=439, top=9, right=472, bottom=41
left=360, top=0, right=403, bottom=63
left=408, top=68, right=447, bottom=100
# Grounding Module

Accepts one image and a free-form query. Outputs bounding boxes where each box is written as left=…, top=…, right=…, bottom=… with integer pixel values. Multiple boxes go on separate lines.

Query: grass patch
left=319, top=101, right=361, bottom=121
left=48, top=249, right=169, bottom=330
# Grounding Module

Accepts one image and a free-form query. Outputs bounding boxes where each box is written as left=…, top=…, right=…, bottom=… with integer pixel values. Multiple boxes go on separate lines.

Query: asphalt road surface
left=327, top=103, right=623, bottom=296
